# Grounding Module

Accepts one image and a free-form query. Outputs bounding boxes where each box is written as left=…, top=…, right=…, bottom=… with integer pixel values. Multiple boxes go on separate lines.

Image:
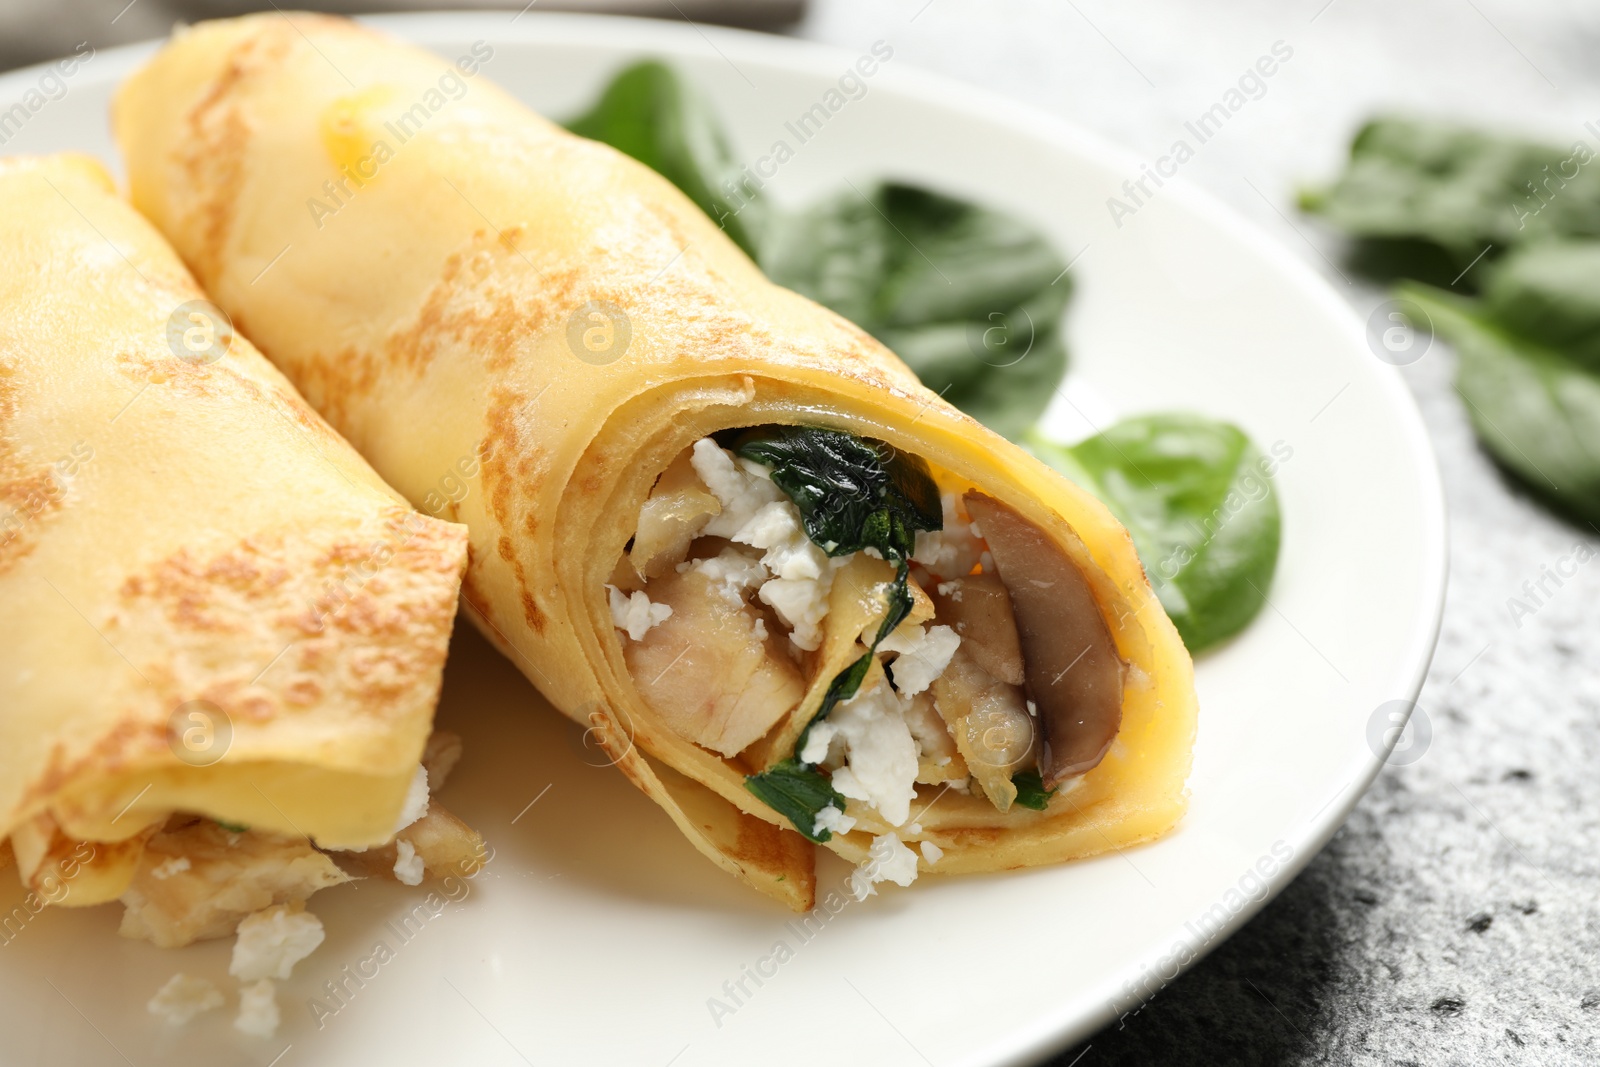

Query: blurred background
left=5, top=1, right=1597, bottom=1064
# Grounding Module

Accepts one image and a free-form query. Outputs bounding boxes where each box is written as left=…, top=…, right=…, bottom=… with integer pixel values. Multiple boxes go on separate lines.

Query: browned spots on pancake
left=517, top=585, right=543, bottom=634
left=284, top=345, right=378, bottom=438
left=474, top=388, right=549, bottom=636
left=112, top=347, right=353, bottom=456
left=177, top=28, right=295, bottom=285
left=107, top=514, right=466, bottom=729
left=120, top=540, right=293, bottom=635
left=385, top=251, right=469, bottom=376
left=0, top=360, right=87, bottom=574
left=18, top=717, right=170, bottom=815
left=385, top=236, right=581, bottom=379
left=479, top=385, right=526, bottom=534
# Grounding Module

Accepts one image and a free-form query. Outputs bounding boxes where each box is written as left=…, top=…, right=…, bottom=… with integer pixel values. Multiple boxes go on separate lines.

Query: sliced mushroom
left=931, top=573, right=1024, bottom=686
left=963, top=491, right=1123, bottom=788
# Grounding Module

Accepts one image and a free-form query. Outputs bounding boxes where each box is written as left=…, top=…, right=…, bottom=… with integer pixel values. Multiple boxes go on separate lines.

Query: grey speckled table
left=795, top=2, right=1600, bottom=1064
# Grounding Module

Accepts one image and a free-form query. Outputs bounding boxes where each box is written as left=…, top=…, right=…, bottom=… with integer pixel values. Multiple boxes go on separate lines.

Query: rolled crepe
left=116, top=15, right=1197, bottom=911
left=0, top=153, right=472, bottom=937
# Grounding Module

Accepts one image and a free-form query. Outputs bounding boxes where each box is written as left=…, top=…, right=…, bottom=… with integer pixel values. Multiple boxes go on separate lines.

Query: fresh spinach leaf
left=762, top=183, right=1072, bottom=440
left=1300, top=115, right=1600, bottom=270
left=1480, top=240, right=1600, bottom=374
left=1011, top=770, right=1056, bottom=811
left=744, top=759, right=849, bottom=844
left=566, top=60, right=767, bottom=258
left=1398, top=282, right=1600, bottom=525
left=1031, top=414, right=1284, bottom=653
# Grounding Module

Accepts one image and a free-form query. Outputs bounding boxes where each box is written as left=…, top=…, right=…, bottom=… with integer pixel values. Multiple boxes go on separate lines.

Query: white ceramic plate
left=0, top=13, right=1446, bottom=1067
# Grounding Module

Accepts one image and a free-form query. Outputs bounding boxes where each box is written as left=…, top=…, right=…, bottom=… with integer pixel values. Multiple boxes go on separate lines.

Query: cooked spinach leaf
left=1031, top=414, right=1284, bottom=653
left=734, top=426, right=944, bottom=835
left=744, top=759, right=849, bottom=844
left=1398, top=282, right=1600, bottom=525
left=733, top=425, right=942, bottom=561
left=566, top=60, right=767, bottom=258
left=1300, top=115, right=1600, bottom=268
left=1011, top=770, right=1056, bottom=811
left=762, top=183, right=1071, bottom=440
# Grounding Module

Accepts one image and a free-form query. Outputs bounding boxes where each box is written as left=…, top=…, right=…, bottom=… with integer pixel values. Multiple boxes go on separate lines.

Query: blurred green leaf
left=1400, top=281, right=1600, bottom=526
left=1301, top=115, right=1600, bottom=271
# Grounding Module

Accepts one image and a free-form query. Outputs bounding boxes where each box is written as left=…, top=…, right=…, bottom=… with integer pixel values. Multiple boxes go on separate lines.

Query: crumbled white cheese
left=393, top=840, right=425, bottom=886
left=913, top=494, right=987, bottom=581
left=688, top=547, right=769, bottom=607
left=147, top=974, right=223, bottom=1026
left=607, top=585, right=673, bottom=641
left=758, top=572, right=836, bottom=652
left=394, top=764, right=430, bottom=834
left=687, top=440, right=843, bottom=650
left=811, top=802, right=857, bottom=838
left=920, top=841, right=945, bottom=864
left=230, top=904, right=326, bottom=982
left=799, top=721, right=837, bottom=766
left=692, top=439, right=784, bottom=538
left=150, top=856, right=191, bottom=880
left=849, top=833, right=921, bottom=899
left=234, top=979, right=279, bottom=1038
left=827, top=683, right=919, bottom=827
left=879, top=624, right=961, bottom=697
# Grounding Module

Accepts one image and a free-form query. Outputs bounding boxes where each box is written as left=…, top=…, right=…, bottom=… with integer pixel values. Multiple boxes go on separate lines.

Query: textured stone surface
left=794, top=2, right=1600, bottom=1064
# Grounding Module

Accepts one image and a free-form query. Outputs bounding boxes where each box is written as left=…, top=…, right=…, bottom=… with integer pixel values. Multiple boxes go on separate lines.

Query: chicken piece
left=903, top=691, right=969, bottom=785
left=119, top=820, right=349, bottom=948
left=337, top=803, right=487, bottom=883
left=630, top=451, right=721, bottom=579
left=932, top=574, right=1024, bottom=686
left=930, top=648, right=1035, bottom=812
left=624, top=561, right=805, bottom=757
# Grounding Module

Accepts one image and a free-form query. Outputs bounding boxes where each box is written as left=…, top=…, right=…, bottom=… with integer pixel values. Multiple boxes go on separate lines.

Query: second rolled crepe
left=116, top=14, right=1198, bottom=911
left=0, top=153, right=477, bottom=947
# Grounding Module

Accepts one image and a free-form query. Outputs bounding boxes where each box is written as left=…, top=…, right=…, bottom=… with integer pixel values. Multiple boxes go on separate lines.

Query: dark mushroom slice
left=963, top=491, right=1124, bottom=788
